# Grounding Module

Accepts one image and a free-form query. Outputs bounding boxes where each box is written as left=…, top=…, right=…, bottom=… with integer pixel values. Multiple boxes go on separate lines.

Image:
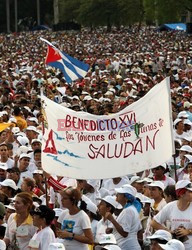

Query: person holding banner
left=57, top=187, right=94, bottom=250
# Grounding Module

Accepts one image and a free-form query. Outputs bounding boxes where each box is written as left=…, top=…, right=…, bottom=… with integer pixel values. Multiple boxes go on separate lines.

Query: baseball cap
left=177, top=111, right=189, bottom=119
left=5, top=203, right=16, bottom=211
left=175, top=180, right=192, bottom=191
left=159, top=239, right=185, bottom=250
left=27, top=117, right=38, bottom=124
left=48, top=243, right=65, bottom=250
left=129, top=176, right=140, bottom=184
left=32, top=205, right=55, bottom=221
left=115, top=184, right=137, bottom=196
left=148, top=181, right=165, bottom=191
left=19, top=153, right=31, bottom=160
left=179, top=145, right=192, bottom=153
left=17, top=136, right=29, bottom=146
left=83, top=95, right=92, bottom=101
left=0, top=179, right=18, bottom=190
left=31, top=139, right=42, bottom=144
left=173, top=118, right=182, bottom=126
left=97, top=234, right=116, bottom=245
left=0, top=163, right=8, bottom=171
left=97, top=195, right=122, bottom=209
left=33, top=170, right=43, bottom=175
left=95, top=246, right=121, bottom=250
left=26, top=126, right=38, bottom=133
left=81, top=195, right=98, bottom=215
left=148, top=230, right=172, bottom=242
left=12, top=127, right=20, bottom=134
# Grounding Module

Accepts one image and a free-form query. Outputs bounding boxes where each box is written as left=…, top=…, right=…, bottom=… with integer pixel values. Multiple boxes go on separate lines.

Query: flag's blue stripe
left=63, top=52, right=89, bottom=71
left=62, top=58, right=82, bottom=80
left=48, top=61, right=72, bottom=83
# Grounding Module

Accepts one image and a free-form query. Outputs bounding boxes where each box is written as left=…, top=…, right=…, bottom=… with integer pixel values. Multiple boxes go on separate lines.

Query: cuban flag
left=40, top=37, right=89, bottom=83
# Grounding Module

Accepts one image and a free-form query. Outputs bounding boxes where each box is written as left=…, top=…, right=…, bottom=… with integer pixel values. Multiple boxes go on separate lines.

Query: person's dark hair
left=0, top=225, right=6, bottom=239
left=33, top=205, right=55, bottom=225
left=34, top=149, right=41, bottom=155
left=164, top=185, right=177, bottom=201
left=105, top=201, right=115, bottom=214
left=6, top=143, right=13, bottom=150
left=13, top=106, right=21, bottom=116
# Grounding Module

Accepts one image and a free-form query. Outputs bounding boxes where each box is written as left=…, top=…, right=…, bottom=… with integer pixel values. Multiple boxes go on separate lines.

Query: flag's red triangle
left=43, top=129, right=57, bottom=154
left=45, top=46, right=62, bottom=64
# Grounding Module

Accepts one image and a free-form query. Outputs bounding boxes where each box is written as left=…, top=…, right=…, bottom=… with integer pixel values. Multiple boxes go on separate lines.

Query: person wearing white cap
left=151, top=180, right=192, bottom=250
left=17, top=153, right=33, bottom=188
left=0, top=179, right=18, bottom=198
left=173, top=118, right=188, bottom=141
left=159, top=239, right=185, bottom=250
left=147, top=229, right=172, bottom=250
left=104, top=185, right=142, bottom=250
left=95, top=195, right=122, bottom=243
left=152, top=164, right=175, bottom=187
left=25, top=126, right=39, bottom=143
left=144, top=181, right=167, bottom=241
left=0, top=162, right=8, bottom=182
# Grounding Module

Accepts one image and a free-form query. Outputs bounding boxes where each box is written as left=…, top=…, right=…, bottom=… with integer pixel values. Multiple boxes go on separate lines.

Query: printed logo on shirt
left=62, top=220, right=75, bottom=240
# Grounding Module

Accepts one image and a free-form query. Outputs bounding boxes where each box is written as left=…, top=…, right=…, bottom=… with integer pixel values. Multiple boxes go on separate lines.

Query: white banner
left=42, top=78, right=174, bottom=179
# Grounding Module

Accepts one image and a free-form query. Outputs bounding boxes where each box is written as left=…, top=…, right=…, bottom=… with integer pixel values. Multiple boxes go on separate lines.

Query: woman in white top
left=28, top=205, right=56, bottom=250
left=57, top=187, right=94, bottom=250
left=4, top=192, right=37, bottom=250
left=105, top=184, right=142, bottom=250
left=151, top=180, right=192, bottom=250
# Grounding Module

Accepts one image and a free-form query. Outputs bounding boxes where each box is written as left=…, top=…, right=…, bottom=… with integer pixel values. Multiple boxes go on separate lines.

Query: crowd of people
left=0, top=26, right=191, bottom=249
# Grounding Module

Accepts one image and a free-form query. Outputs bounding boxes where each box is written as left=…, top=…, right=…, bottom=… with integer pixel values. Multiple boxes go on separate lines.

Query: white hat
left=12, top=127, right=20, bottom=134
left=81, top=91, right=89, bottom=95
left=83, top=197, right=98, bottom=215
left=27, top=117, right=38, bottom=124
left=140, top=196, right=153, bottom=204
left=115, top=184, right=137, bottom=196
left=5, top=203, right=15, bottom=211
left=53, top=208, right=63, bottom=217
left=33, top=170, right=43, bottom=175
left=19, top=153, right=31, bottom=160
left=31, top=139, right=42, bottom=144
left=72, top=95, right=79, bottom=100
left=26, top=126, right=38, bottom=133
left=173, top=118, right=182, bottom=126
left=0, top=240, right=6, bottom=250
left=179, top=145, right=192, bottom=153
left=143, top=177, right=153, bottom=183
left=148, top=230, right=172, bottom=241
left=148, top=181, right=165, bottom=191
left=0, top=179, right=18, bottom=190
left=177, top=111, right=189, bottom=119
left=97, top=195, right=122, bottom=209
left=48, top=243, right=65, bottom=250
left=158, top=163, right=167, bottom=169
left=129, top=176, right=140, bottom=184
left=159, top=239, right=185, bottom=250
left=97, top=234, right=117, bottom=245
left=105, top=91, right=113, bottom=96
left=95, top=246, right=121, bottom=250
left=175, top=180, right=192, bottom=191
left=17, top=136, right=29, bottom=146
left=83, top=95, right=92, bottom=101
left=0, top=163, right=8, bottom=171
left=183, top=119, right=192, bottom=126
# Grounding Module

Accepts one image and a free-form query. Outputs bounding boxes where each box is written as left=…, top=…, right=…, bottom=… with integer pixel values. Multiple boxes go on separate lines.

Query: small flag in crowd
left=40, top=37, right=89, bottom=83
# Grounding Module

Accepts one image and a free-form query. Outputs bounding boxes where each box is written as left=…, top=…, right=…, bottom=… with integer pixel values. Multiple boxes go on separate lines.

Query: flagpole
left=166, top=77, right=176, bottom=181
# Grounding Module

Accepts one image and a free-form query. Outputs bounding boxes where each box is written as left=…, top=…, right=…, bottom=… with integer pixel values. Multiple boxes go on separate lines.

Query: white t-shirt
left=113, top=205, right=142, bottom=250
left=154, top=201, right=192, bottom=250
left=29, top=226, right=56, bottom=250
left=4, top=213, right=37, bottom=250
left=58, top=210, right=91, bottom=250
